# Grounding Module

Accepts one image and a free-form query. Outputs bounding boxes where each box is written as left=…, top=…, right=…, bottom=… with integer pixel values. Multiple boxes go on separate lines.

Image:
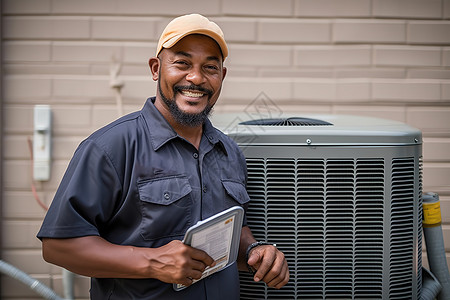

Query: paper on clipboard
left=174, top=206, right=244, bottom=291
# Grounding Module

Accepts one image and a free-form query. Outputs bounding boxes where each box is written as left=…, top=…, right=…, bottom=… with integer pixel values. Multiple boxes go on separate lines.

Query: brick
left=3, top=135, right=32, bottom=159
left=293, top=79, right=335, bottom=101
left=335, top=68, right=405, bottom=79
left=3, top=16, right=90, bottom=40
left=333, top=106, right=406, bottom=122
left=224, top=66, right=258, bottom=78
left=51, top=105, right=91, bottom=129
left=333, top=20, right=406, bottom=43
left=374, top=46, right=441, bottom=67
left=2, top=0, right=51, bottom=14
left=443, top=83, right=450, bottom=100
left=53, top=0, right=221, bottom=15
left=53, top=77, right=113, bottom=98
left=423, top=138, right=450, bottom=162
left=408, top=69, right=450, bottom=79
left=423, top=163, right=450, bottom=190
left=441, top=197, right=450, bottom=223
left=3, top=161, right=32, bottom=190
left=259, top=19, right=331, bottom=43
left=4, top=76, right=51, bottom=100
left=407, top=107, right=450, bottom=132
left=373, top=0, right=442, bottom=19
left=227, top=45, right=291, bottom=67
left=3, top=41, right=51, bottom=62
left=215, top=19, right=257, bottom=42
left=51, top=0, right=119, bottom=14
left=260, top=68, right=334, bottom=78
left=2, top=221, right=43, bottom=248
left=222, top=0, right=294, bottom=16
left=92, top=17, right=158, bottom=41
left=295, top=0, right=371, bottom=17
left=53, top=42, right=122, bottom=63
left=92, top=105, right=123, bottom=128
left=112, top=65, right=152, bottom=77
left=444, top=48, right=450, bottom=67
left=3, top=64, right=91, bottom=76
left=52, top=136, right=83, bottom=160
left=294, top=45, right=371, bottom=67
left=123, top=42, right=155, bottom=64
left=445, top=0, right=450, bottom=18
left=408, top=22, right=450, bottom=45
left=221, top=78, right=292, bottom=103
left=2, top=105, right=34, bottom=133
left=372, top=80, right=441, bottom=102
left=119, top=77, right=156, bottom=100
left=336, top=80, right=371, bottom=101
left=2, top=192, right=49, bottom=219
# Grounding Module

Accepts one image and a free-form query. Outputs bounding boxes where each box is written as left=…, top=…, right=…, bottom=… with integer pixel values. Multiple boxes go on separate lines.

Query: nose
left=185, top=66, right=206, bottom=85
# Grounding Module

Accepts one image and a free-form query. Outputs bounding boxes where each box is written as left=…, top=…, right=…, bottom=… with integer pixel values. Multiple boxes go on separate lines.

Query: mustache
left=174, top=85, right=213, bottom=96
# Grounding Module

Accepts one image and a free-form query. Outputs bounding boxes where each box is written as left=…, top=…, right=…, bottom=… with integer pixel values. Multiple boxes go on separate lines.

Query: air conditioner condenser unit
left=212, top=114, right=423, bottom=300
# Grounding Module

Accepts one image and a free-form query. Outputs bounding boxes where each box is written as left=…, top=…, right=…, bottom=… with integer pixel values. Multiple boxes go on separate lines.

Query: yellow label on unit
left=423, top=202, right=442, bottom=227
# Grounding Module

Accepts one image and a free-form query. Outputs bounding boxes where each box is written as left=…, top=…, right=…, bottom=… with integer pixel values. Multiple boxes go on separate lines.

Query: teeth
left=181, top=90, right=204, bottom=98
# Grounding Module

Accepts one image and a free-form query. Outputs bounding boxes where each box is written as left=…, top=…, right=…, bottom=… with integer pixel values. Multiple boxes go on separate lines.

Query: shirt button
left=202, top=186, right=207, bottom=193
left=163, top=192, right=170, bottom=199
left=193, top=153, right=199, bottom=159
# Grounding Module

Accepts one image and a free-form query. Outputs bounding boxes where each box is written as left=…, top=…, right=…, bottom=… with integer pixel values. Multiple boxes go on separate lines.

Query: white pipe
left=62, top=269, right=74, bottom=300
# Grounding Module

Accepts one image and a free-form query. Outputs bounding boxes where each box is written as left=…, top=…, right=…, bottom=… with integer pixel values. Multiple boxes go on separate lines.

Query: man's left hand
left=247, top=244, right=289, bottom=289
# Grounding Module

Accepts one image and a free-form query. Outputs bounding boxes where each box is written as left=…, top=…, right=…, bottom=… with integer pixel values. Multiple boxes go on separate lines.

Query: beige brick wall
left=1, top=0, right=449, bottom=299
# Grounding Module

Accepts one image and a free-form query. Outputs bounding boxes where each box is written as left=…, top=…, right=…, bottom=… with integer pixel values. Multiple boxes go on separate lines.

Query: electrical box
left=33, top=105, right=52, bottom=181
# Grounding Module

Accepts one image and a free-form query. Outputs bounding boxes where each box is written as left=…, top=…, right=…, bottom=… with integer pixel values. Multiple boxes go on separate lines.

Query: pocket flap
left=222, top=180, right=250, bottom=205
left=138, top=175, right=192, bottom=205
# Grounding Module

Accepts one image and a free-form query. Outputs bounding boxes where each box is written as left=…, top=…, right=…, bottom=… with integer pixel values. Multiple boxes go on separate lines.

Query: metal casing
left=212, top=114, right=423, bottom=300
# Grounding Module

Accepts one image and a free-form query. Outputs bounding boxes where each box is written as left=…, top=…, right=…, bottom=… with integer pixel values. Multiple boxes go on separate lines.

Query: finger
left=186, top=268, right=204, bottom=281
left=267, top=260, right=290, bottom=289
left=258, top=249, right=287, bottom=285
left=190, top=248, right=215, bottom=267
left=251, top=247, right=277, bottom=282
left=179, top=276, right=194, bottom=287
left=190, top=259, right=208, bottom=273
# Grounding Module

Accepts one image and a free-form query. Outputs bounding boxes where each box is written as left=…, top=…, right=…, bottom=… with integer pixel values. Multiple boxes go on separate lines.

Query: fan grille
left=239, top=117, right=333, bottom=126
left=239, top=156, right=421, bottom=299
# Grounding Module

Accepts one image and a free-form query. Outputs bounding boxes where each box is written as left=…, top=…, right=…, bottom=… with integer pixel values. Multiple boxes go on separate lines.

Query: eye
left=174, top=60, right=189, bottom=67
left=204, top=64, right=220, bottom=72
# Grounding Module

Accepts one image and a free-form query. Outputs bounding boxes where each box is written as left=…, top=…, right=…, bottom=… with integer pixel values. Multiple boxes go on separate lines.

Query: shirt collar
left=141, top=97, right=228, bottom=156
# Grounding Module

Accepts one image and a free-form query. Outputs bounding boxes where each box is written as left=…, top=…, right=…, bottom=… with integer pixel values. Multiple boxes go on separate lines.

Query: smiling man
left=37, top=14, right=289, bottom=299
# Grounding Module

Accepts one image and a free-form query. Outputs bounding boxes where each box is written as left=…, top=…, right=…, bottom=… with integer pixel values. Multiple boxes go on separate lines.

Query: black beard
left=158, top=78, right=214, bottom=128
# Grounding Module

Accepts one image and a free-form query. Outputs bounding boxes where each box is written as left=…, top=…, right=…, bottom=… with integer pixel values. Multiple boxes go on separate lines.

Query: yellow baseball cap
left=156, top=14, right=228, bottom=60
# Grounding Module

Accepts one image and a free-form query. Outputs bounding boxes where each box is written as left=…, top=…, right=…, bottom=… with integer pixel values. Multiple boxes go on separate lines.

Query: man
left=37, top=14, right=289, bottom=299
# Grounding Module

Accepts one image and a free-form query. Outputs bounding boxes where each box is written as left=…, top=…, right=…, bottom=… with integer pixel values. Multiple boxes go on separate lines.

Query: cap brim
left=162, top=29, right=228, bottom=59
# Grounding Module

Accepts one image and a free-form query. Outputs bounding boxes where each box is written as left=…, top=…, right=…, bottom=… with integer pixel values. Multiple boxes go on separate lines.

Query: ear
left=222, top=66, right=227, bottom=82
left=149, top=57, right=160, bottom=81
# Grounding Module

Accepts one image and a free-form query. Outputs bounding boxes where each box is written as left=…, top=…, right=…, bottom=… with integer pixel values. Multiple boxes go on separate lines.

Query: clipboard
left=173, top=206, right=244, bottom=291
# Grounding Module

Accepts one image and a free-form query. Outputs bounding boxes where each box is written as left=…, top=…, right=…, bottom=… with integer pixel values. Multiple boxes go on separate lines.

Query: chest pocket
left=221, top=180, right=250, bottom=206
left=138, top=175, right=192, bottom=241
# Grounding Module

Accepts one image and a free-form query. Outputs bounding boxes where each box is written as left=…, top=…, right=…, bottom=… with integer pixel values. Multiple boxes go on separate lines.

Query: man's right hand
left=148, top=240, right=215, bottom=286
left=41, top=236, right=214, bottom=286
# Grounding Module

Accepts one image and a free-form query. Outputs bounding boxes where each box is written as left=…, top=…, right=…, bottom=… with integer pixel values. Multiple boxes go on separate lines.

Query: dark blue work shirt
left=37, top=97, right=250, bottom=299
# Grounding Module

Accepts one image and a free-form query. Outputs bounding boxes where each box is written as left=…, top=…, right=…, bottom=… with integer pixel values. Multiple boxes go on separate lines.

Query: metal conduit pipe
left=423, top=192, right=450, bottom=300
left=422, top=267, right=442, bottom=300
left=0, top=260, right=64, bottom=300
